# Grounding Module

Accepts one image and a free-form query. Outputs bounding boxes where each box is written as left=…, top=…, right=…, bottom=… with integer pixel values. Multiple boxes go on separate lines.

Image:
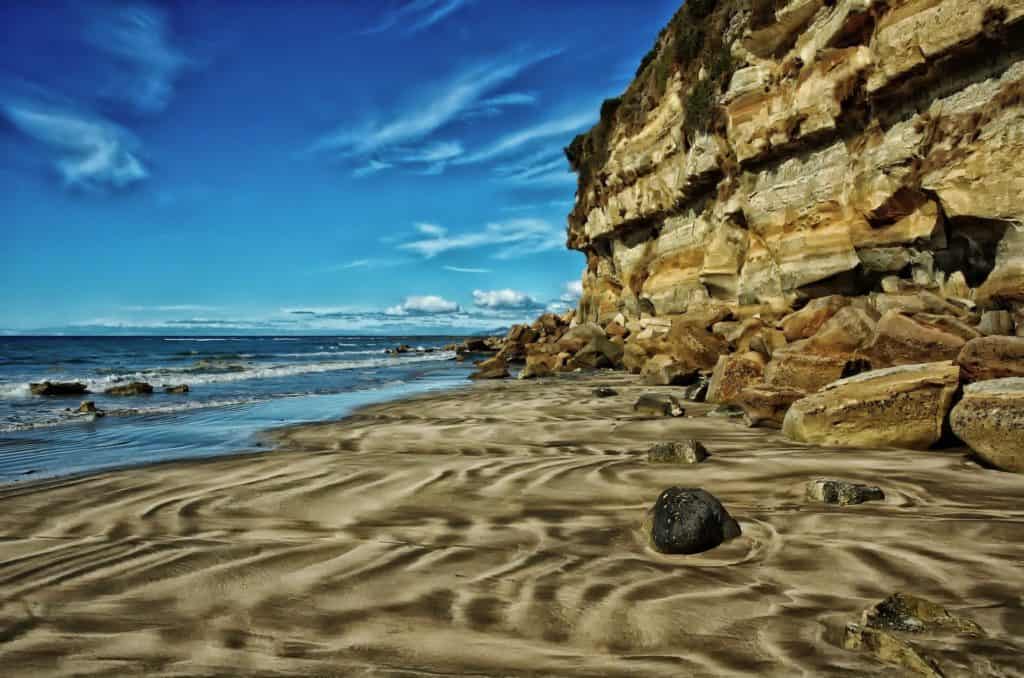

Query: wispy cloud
left=472, top=289, right=544, bottom=310
left=443, top=265, right=491, bottom=273
left=493, top=146, right=573, bottom=185
left=118, top=304, right=218, bottom=312
left=2, top=101, right=147, bottom=190
left=363, top=0, right=473, bottom=35
left=398, top=219, right=563, bottom=259
left=561, top=279, right=583, bottom=301
left=310, top=48, right=561, bottom=176
left=84, top=3, right=191, bottom=114
left=454, top=111, right=594, bottom=166
left=385, top=295, right=461, bottom=315
left=461, top=91, right=539, bottom=120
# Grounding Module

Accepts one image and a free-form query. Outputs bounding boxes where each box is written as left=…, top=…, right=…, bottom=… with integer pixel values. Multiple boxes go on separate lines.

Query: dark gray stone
left=633, top=394, right=685, bottom=417
left=807, top=479, right=885, bottom=506
left=592, top=386, right=618, bottom=398
left=650, top=487, right=741, bottom=554
left=29, top=381, right=88, bottom=396
left=104, top=382, right=154, bottom=396
left=647, top=440, right=708, bottom=464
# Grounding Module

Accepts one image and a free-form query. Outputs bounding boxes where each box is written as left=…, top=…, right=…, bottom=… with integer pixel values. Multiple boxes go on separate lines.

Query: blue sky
left=0, top=0, right=679, bottom=334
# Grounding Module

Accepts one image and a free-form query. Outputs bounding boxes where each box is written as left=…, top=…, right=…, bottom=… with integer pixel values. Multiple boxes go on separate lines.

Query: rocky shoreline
left=462, top=303, right=1023, bottom=474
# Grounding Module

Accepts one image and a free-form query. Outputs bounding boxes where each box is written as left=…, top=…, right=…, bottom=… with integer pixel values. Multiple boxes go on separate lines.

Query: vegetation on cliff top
left=565, top=0, right=743, bottom=239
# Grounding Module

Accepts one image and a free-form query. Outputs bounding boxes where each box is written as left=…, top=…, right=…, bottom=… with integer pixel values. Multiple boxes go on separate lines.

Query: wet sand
left=1, top=373, right=1022, bottom=676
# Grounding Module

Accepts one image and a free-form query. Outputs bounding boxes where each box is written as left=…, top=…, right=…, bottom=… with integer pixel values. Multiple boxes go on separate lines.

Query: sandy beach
left=1, top=373, right=1023, bottom=676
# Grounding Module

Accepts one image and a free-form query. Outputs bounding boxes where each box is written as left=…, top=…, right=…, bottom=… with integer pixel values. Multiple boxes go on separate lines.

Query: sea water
left=0, top=336, right=472, bottom=482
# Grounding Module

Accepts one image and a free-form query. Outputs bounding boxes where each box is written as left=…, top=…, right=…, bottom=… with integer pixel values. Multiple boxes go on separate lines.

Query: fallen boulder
left=469, top=357, right=510, bottom=380
left=782, top=362, right=960, bottom=450
left=648, top=487, right=740, bottom=555
left=733, top=385, right=805, bottom=428
left=779, top=295, right=850, bottom=341
left=706, top=352, right=765, bottom=405
left=864, top=310, right=966, bottom=367
left=647, top=441, right=708, bottom=465
left=30, top=381, right=88, bottom=396
left=806, top=479, right=884, bottom=506
left=104, top=382, right=154, bottom=396
left=641, top=354, right=699, bottom=386
left=843, top=624, right=942, bottom=678
left=633, top=393, right=685, bottom=418
left=764, top=352, right=855, bottom=393
left=950, top=378, right=1024, bottom=473
left=956, top=336, right=1024, bottom=382
left=164, top=384, right=190, bottom=394
left=978, top=310, right=1014, bottom=336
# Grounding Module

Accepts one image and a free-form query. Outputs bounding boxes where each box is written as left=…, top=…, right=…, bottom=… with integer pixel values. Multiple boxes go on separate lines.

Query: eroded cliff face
left=566, top=0, right=1024, bottom=325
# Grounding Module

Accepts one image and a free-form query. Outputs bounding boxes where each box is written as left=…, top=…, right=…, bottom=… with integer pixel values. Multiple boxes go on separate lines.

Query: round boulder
left=649, top=487, right=741, bottom=554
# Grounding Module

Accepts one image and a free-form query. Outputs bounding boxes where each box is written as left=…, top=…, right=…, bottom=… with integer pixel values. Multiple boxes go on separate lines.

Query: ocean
left=0, top=335, right=472, bottom=483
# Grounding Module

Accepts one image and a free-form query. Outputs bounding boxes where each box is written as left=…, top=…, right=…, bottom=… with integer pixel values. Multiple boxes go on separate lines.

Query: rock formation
left=493, top=0, right=1023, bottom=468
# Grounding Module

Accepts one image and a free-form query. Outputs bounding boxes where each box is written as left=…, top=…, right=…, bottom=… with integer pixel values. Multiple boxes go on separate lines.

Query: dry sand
left=1, top=373, right=1022, bottom=676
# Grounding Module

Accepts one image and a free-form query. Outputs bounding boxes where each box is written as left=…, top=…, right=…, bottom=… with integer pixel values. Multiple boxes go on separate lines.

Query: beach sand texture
left=1, top=374, right=1022, bottom=676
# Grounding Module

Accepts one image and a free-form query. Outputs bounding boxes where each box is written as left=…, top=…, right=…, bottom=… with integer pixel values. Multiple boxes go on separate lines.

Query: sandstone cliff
left=565, top=0, right=1024, bottom=324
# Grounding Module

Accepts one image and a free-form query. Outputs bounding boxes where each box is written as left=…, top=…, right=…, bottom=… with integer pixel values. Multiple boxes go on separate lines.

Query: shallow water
left=0, top=336, right=471, bottom=481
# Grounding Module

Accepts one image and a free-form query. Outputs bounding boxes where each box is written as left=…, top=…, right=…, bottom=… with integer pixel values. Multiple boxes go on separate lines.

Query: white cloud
left=472, top=289, right=544, bottom=310
left=118, top=304, right=219, bottom=312
left=415, top=222, right=448, bottom=237
left=310, top=49, right=561, bottom=174
left=84, top=3, right=190, bottom=114
left=454, top=111, right=594, bottom=166
left=385, top=295, right=461, bottom=315
left=363, top=0, right=472, bottom=35
left=561, top=279, right=583, bottom=301
left=353, top=159, right=394, bottom=178
left=443, top=265, right=491, bottom=273
left=2, top=102, right=148, bottom=190
left=399, top=218, right=563, bottom=259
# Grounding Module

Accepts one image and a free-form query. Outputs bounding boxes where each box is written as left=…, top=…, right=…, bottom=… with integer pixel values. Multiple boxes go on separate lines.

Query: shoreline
left=1, top=373, right=1023, bottom=676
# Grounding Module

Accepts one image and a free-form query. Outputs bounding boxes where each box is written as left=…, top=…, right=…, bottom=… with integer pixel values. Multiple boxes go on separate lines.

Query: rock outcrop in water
left=487, top=0, right=1024, bottom=470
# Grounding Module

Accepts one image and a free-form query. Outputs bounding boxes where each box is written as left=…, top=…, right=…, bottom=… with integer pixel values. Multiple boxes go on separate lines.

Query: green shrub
left=684, top=78, right=716, bottom=135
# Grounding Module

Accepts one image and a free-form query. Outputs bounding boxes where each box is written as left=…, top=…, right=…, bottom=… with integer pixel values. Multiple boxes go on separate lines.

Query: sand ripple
left=1, top=374, right=1022, bottom=676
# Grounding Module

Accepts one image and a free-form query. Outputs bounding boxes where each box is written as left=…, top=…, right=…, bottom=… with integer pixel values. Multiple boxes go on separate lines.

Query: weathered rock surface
left=956, top=336, right=1024, bottom=381
left=649, top=487, right=740, bottom=555
left=592, top=386, right=618, bottom=398
left=633, top=393, right=685, bottom=418
left=647, top=440, right=708, bottom=465
left=782, top=362, right=961, bottom=450
left=104, top=382, right=154, bottom=396
left=74, top=400, right=104, bottom=417
left=164, top=384, right=190, bottom=394
left=950, top=378, right=1024, bottom=472
left=842, top=624, right=942, bottom=678
left=563, top=0, right=1024, bottom=371
left=706, top=351, right=765, bottom=404
left=641, top=354, right=699, bottom=386
left=806, top=479, right=884, bottom=506
left=727, top=384, right=801, bottom=429
left=861, top=592, right=982, bottom=635
left=469, top=358, right=510, bottom=381
left=30, top=381, right=88, bottom=396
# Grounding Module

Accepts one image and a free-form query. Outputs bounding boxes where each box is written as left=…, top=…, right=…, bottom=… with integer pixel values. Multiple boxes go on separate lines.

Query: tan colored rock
left=779, top=296, right=849, bottom=341
left=865, top=310, right=966, bottom=367
left=764, top=352, right=856, bottom=393
left=950, top=378, right=1024, bottom=472
left=843, top=625, right=942, bottom=678
left=706, top=352, right=766, bottom=405
left=957, top=336, right=1024, bottom=382
left=978, top=310, right=1015, bottom=336
left=782, top=362, right=961, bottom=450
left=641, top=354, right=699, bottom=386
left=733, top=385, right=805, bottom=429
left=797, top=306, right=877, bottom=356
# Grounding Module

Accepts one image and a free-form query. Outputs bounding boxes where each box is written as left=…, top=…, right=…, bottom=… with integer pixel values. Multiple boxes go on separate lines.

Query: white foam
left=0, top=351, right=455, bottom=398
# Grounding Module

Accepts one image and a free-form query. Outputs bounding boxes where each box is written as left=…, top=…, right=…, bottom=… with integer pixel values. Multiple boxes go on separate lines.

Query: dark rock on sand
left=647, top=441, right=708, bottom=465
left=861, top=592, right=982, bottom=635
left=30, top=381, right=88, bottom=396
left=843, top=624, right=942, bottom=677
left=683, top=375, right=709, bottom=402
left=706, top=404, right=744, bottom=418
left=633, top=393, right=684, bottom=417
left=650, top=487, right=740, bottom=555
left=164, top=384, right=190, bottom=394
left=806, top=479, right=884, bottom=506
left=104, top=382, right=154, bottom=396
left=592, top=386, right=618, bottom=398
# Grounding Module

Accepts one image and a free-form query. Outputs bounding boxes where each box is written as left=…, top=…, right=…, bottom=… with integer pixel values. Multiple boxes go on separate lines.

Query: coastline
left=2, top=373, right=1023, bottom=676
